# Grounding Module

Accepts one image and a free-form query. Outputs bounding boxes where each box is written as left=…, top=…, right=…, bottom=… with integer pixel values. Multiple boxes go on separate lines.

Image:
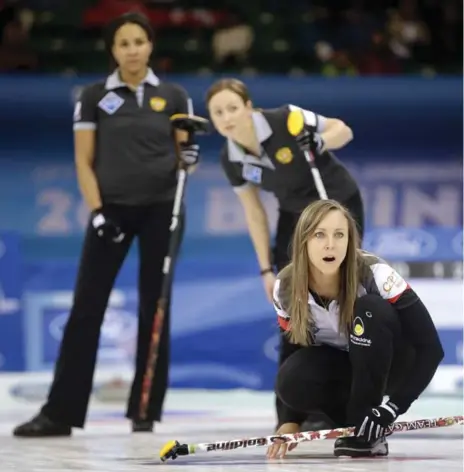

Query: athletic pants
left=275, top=294, right=415, bottom=427
left=41, top=201, right=184, bottom=427
left=273, top=190, right=365, bottom=426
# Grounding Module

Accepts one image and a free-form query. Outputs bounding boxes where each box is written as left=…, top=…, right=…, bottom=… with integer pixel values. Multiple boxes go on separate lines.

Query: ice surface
left=0, top=385, right=462, bottom=472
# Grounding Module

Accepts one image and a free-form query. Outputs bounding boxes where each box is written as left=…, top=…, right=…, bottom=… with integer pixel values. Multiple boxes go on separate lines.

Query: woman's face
left=208, top=89, right=253, bottom=140
left=112, top=23, right=152, bottom=74
left=306, top=210, right=349, bottom=276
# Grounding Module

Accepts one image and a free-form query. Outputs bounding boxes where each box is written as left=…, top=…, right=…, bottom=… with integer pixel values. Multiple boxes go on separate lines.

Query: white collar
left=105, top=68, right=160, bottom=90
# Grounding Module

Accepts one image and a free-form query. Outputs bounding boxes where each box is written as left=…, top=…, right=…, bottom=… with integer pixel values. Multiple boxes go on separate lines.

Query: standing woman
left=205, top=78, right=364, bottom=429
left=13, top=12, right=200, bottom=437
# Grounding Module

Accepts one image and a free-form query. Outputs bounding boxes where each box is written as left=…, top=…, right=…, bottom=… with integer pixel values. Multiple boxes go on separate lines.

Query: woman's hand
left=262, top=271, right=277, bottom=303
left=266, top=422, right=300, bottom=459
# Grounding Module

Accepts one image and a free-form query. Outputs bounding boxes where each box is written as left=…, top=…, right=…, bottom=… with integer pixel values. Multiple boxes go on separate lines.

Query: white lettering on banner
left=36, top=189, right=89, bottom=235
left=402, top=186, right=460, bottom=226
left=206, top=188, right=278, bottom=235
left=369, top=185, right=396, bottom=227
left=361, top=184, right=461, bottom=227
left=206, top=185, right=462, bottom=236
left=36, top=189, right=72, bottom=234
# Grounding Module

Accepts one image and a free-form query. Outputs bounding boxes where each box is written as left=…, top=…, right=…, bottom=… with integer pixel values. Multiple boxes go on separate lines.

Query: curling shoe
left=132, top=419, right=154, bottom=432
left=334, top=436, right=389, bottom=457
left=13, top=412, right=72, bottom=437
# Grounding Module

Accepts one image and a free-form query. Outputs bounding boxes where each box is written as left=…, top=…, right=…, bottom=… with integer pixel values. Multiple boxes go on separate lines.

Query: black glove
left=295, top=128, right=325, bottom=155
left=91, top=208, right=125, bottom=243
left=179, top=141, right=200, bottom=166
left=355, top=401, right=399, bottom=441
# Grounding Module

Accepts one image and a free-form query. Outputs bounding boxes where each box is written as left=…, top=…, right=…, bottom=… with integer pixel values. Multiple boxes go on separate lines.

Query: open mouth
left=323, top=256, right=336, bottom=263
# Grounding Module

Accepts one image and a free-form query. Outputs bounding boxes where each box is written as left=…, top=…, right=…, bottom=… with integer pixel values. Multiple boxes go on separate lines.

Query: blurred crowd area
left=0, top=0, right=462, bottom=75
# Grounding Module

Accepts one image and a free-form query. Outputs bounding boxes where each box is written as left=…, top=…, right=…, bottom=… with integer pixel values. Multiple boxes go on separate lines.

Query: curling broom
left=159, top=415, right=463, bottom=461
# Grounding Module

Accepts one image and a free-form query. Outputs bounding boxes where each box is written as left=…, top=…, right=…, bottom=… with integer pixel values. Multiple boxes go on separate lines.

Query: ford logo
left=49, top=309, right=137, bottom=343
left=263, top=334, right=280, bottom=363
left=364, top=229, right=437, bottom=259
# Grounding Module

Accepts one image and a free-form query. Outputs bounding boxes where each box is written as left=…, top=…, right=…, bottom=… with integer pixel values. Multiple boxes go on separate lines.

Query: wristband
left=260, top=267, right=273, bottom=276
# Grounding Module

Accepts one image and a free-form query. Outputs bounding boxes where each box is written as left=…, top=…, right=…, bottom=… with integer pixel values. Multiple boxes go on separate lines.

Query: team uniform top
left=273, top=250, right=443, bottom=412
left=73, top=68, right=191, bottom=206
left=220, top=105, right=359, bottom=213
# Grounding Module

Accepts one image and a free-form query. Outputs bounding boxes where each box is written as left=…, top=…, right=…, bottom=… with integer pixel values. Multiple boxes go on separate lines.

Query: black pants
left=273, top=190, right=365, bottom=426
left=41, top=201, right=184, bottom=427
left=276, top=295, right=415, bottom=427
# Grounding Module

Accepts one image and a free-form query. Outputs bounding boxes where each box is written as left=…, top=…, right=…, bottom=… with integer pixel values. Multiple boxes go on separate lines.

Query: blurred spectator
left=0, top=15, right=37, bottom=71
left=358, top=31, right=401, bottom=75
left=0, top=0, right=18, bottom=43
left=3, top=0, right=460, bottom=74
left=386, top=0, right=430, bottom=62
left=0, top=0, right=36, bottom=71
left=441, top=0, right=462, bottom=64
left=320, top=49, right=358, bottom=77
left=211, top=13, right=254, bottom=69
left=329, top=3, right=381, bottom=53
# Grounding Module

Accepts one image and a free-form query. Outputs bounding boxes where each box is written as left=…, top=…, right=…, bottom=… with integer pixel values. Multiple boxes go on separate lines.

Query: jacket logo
left=150, top=97, right=166, bottom=112
left=353, top=316, right=365, bottom=336
left=275, top=147, right=293, bottom=164
left=98, top=92, right=124, bottom=115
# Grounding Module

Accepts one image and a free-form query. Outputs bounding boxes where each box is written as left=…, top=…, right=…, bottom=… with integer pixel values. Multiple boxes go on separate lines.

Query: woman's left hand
left=266, top=422, right=300, bottom=459
left=179, top=142, right=200, bottom=166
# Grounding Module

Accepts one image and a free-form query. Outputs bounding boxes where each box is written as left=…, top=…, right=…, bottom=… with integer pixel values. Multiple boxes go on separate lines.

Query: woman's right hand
left=262, top=271, right=277, bottom=304
left=266, top=422, right=300, bottom=459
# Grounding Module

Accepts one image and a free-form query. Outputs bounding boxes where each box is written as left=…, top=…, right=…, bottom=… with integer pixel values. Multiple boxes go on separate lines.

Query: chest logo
left=275, top=147, right=293, bottom=164
left=98, top=92, right=124, bottom=115
left=150, top=97, right=167, bottom=112
left=242, top=164, right=263, bottom=184
left=353, top=317, right=365, bottom=336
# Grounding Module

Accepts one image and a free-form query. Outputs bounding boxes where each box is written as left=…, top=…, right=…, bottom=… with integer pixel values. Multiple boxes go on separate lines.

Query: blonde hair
left=278, top=200, right=361, bottom=346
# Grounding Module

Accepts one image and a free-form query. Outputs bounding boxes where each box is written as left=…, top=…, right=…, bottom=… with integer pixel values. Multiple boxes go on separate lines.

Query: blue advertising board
left=0, top=75, right=461, bottom=157
left=364, top=227, right=462, bottom=262
left=20, top=270, right=462, bottom=395
left=0, top=234, right=24, bottom=371
left=0, top=161, right=462, bottom=260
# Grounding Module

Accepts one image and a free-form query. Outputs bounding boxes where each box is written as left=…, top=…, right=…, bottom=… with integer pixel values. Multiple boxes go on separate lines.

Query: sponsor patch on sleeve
left=372, top=263, right=409, bottom=303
